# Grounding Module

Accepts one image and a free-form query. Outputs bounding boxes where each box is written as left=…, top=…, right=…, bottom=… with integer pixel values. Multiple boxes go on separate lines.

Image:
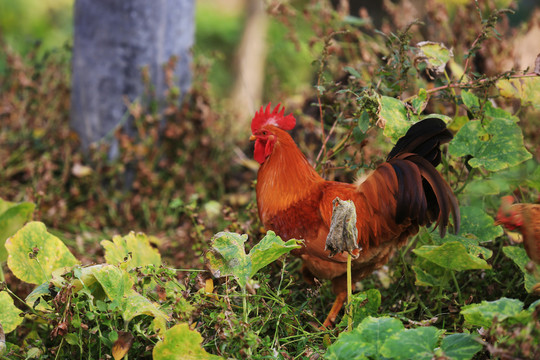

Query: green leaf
left=206, top=232, right=251, bottom=289
left=411, top=88, right=428, bottom=114
left=428, top=206, right=500, bottom=259
left=461, top=298, right=524, bottom=328
left=441, top=333, right=482, bottom=360
left=460, top=90, right=480, bottom=109
left=0, top=198, right=35, bottom=262
left=484, top=102, right=519, bottom=123
left=380, top=326, right=442, bottom=360
left=357, top=111, right=371, bottom=134
left=378, top=96, right=413, bottom=142
left=413, top=241, right=491, bottom=271
left=412, top=260, right=448, bottom=287
left=206, top=231, right=300, bottom=289
left=497, top=76, right=540, bottom=109
left=502, top=246, right=540, bottom=293
left=91, top=265, right=134, bottom=302
left=248, top=231, right=301, bottom=277
left=122, top=290, right=169, bottom=324
left=152, top=323, right=222, bottom=360
left=449, top=117, right=531, bottom=171
left=6, top=222, right=79, bottom=285
left=344, top=66, right=362, bottom=79
left=419, top=113, right=452, bottom=123
left=0, top=292, right=23, bottom=333
left=326, top=316, right=404, bottom=360
left=462, top=178, right=501, bottom=197
left=79, top=264, right=169, bottom=324
left=25, top=282, right=54, bottom=309
left=101, top=232, right=161, bottom=269
left=416, top=41, right=453, bottom=75
left=338, top=289, right=382, bottom=328
left=457, top=206, right=502, bottom=242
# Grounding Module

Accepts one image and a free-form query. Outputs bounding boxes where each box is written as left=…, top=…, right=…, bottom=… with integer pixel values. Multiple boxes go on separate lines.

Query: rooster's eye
left=262, top=131, right=268, bottom=135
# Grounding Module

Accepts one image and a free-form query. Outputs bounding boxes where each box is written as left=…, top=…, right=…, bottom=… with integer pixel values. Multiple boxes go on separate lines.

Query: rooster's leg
left=321, top=291, right=347, bottom=329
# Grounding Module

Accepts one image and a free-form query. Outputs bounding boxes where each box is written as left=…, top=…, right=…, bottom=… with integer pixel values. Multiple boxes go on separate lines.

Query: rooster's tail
left=386, top=118, right=459, bottom=236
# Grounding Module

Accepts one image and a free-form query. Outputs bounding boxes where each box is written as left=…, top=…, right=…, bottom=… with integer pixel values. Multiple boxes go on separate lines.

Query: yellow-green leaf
left=449, top=117, right=532, bottom=172
left=206, top=231, right=301, bottom=289
left=378, top=96, right=413, bottom=142
left=91, top=265, right=134, bottom=302
left=416, top=41, right=453, bottom=75
left=122, top=290, right=169, bottom=324
left=497, top=76, right=540, bottom=109
left=206, top=232, right=251, bottom=289
left=249, top=231, right=301, bottom=277
left=6, top=222, right=79, bottom=285
left=0, top=292, right=23, bottom=333
left=413, top=241, right=491, bottom=271
left=101, top=232, right=161, bottom=269
left=0, top=198, right=35, bottom=262
left=153, top=323, right=222, bottom=360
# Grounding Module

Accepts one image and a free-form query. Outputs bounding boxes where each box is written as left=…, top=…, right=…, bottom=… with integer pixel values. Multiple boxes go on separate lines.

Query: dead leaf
left=112, top=331, right=134, bottom=360
left=71, top=163, right=93, bottom=178
left=325, top=198, right=360, bottom=258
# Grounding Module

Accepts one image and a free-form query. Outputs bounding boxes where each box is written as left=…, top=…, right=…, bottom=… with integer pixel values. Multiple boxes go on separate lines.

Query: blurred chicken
left=495, top=196, right=540, bottom=264
left=250, top=103, right=459, bottom=327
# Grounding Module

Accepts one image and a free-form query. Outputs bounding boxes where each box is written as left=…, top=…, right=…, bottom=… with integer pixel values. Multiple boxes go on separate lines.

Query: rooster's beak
left=249, top=135, right=256, bottom=141
left=494, top=220, right=502, bottom=226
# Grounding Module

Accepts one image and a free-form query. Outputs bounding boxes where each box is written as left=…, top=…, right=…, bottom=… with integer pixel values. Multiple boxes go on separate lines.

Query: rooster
left=495, top=196, right=540, bottom=265
left=250, top=103, right=460, bottom=327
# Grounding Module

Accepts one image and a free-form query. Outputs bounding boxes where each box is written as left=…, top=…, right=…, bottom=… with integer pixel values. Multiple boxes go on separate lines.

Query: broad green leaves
left=449, top=91, right=532, bottom=171
left=440, top=334, right=484, bottom=360
left=0, top=198, right=35, bottom=262
left=153, top=323, right=222, bottom=360
left=5, top=222, right=170, bottom=337
left=326, top=316, right=482, bottom=360
left=101, top=232, right=161, bottom=269
left=461, top=297, right=533, bottom=328
left=206, top=231, right=301, bottom=289
left=326, top=316, right=404, bottom=360
left=412, top=206, right=497, bottom=287
left=380, top=326, right=443, bottom=360
left=0, top=292, right=23, bottom=333
left=6, top=221, right=79, bottom=284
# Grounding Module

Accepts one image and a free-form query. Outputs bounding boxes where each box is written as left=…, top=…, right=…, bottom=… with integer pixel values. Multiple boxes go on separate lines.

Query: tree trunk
left=71, top=0, right=195, bottom=157
left=229, top=0, right=268, bottom=136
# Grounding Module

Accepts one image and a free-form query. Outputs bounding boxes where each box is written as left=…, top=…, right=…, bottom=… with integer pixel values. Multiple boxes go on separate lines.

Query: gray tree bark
left=71, top=0, right=195, bottom=157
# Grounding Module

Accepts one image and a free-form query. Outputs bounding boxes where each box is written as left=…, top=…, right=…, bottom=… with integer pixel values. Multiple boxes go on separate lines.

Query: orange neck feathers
left=256, top=127, right=323, bottom=216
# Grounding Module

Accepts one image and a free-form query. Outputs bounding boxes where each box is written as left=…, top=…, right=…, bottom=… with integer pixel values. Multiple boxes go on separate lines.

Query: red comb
left=251, top=103, right=296, bottom=133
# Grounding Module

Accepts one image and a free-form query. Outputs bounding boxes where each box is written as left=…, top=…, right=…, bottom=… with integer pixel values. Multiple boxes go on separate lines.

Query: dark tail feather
left=387, top=119, right=460, bottom=236
left=387, top=118, right=453, bottom=167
